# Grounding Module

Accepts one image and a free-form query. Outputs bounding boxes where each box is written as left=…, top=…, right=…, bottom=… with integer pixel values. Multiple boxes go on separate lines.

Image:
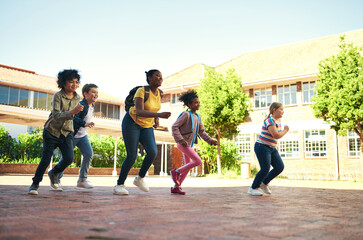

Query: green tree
left=0, top=124, right=17, bottom=160
left=198, top=67, right=250, bottom=175
left=312, top=35, right=363, bottom=178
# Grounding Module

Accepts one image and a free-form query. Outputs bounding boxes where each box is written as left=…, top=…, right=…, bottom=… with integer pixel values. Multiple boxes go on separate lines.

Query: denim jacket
left=44, top=90, right=81, bottom=138
left=73, top=98, right=94, bottom=135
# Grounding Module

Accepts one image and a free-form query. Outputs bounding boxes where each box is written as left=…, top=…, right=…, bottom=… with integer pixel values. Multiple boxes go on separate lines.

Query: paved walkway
left=0, top=174, right=362, bottom=240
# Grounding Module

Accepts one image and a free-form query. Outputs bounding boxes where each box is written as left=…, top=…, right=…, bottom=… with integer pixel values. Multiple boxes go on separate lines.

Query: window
left=101, top=102, right=107, bottom=117
left=348, top=131, right=360, bottom=157
left=171, top=93, right=183, bottom=105
left=302, top=81, right=316, bottom=103
left=304, top=130, right=327, bottom=158
left=47, top=94, right=53, bottom=110
left=94, top=102, right=120, bottom=119
left=0, top=85, right=9, bottom=104
left=0, top=86, right=29, bottom=107
left=279, top=131, right=299, bottom=158
left=254, top=88, right=272, bottom=108
left=32, top=91, right=52, bottom=109
left=9, top=88, right=19, bottom=105
left=235, top=134, right=251, bottom=159
left=19, top=89, right=29, bottom=107
left=113, top=105, right=120, bottom=119
left=38, top=92, right=47, bottom=109
left=278, top=84, right=297, bottom=106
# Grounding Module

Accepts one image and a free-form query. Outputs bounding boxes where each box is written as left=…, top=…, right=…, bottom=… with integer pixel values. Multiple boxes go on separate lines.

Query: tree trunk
left=216, top=127, right=222, bottom=175
left=360, top=138, right=363, bottom=180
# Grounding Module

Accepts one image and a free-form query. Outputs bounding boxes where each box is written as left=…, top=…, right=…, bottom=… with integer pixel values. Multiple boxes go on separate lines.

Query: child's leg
left=262, top=148, right=284, bottom=185
left=176, top=144, right=202, bottom=185
left=251, top=142, right=272, bottom=189
left=32, top=130, right=59, bottom=184
left=52, top=133, right=74, bottom=174
left=75, top=135, right=93, bottom=180
left=138, top=127, right=157, bottom=178
left=117, top=113, right=141, bottom=185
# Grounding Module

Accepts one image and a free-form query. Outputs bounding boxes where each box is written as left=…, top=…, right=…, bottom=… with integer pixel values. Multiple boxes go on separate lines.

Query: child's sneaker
left=48, top=169, right=60, bottom=190
left=170, top=169, right=181, bottom=186
left=113, top=185, right=129, bottom=195
left=77, top=180, right=93, bottom=189
left=28, top=183, right=39, bottom=195
left=247, top=187, right=263, bottom=196
left=260, top=183, right=271, bottom=195
left=133, top=176, right=149, bottom=192
left=171, top=186, right=185, bottom=195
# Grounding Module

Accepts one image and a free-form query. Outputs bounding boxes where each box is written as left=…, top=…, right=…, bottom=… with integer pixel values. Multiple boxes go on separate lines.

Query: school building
left=159, top=29, right=363, bottom=180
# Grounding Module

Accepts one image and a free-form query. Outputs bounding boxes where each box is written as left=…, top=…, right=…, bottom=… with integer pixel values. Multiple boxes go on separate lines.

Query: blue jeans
left=117, top=112, right=158, bottom=185
left=252, top=142, right=284, bottom=189
left=32, top=130, right=74, bottom=184
left=58, top=135, right=93, bottom=181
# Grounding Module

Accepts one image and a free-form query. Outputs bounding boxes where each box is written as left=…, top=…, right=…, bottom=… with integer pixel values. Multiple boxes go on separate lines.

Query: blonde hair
left=264, top=102, right=283, bottom=121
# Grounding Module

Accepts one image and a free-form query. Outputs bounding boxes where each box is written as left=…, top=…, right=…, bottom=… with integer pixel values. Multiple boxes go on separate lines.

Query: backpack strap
left=144, top=85, right=150, bottom=102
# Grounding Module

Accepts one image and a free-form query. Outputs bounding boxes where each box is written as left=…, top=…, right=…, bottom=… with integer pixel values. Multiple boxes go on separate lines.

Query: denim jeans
left=117, top=112, right=157, bottom=185
left=32, top=130, right=74, bottom=184
left=252, top=142, right=284, bottom=189
left=58, top=135, right=93, bottom=181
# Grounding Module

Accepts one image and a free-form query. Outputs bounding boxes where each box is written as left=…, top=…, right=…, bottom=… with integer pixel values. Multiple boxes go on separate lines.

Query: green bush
left=197, top=138, right=242, bottom=174
left=0, top=125, right=17, bottom=161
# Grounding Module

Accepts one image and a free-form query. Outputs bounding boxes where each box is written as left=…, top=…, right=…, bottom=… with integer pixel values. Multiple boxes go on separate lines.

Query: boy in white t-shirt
left=58, top=83, right=98, bottom=189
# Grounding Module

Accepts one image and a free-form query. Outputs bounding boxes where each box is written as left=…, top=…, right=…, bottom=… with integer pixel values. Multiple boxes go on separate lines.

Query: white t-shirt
left=75, top=105, right=94, bottom=139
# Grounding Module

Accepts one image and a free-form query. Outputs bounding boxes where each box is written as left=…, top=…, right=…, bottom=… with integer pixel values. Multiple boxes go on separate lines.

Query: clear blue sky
left=1, top=0, right=362, bottom=99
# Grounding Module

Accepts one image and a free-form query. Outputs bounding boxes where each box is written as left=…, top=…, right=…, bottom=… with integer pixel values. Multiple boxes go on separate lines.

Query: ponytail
left=264, top=102, right=283, bottom=121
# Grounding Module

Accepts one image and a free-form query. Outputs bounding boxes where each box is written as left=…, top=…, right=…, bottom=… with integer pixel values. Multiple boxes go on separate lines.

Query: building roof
left=162, top=63, right=209, bottom=89
left=0, top=64, right=123, bottom=104
left=162, top=29, right=363, bottom=89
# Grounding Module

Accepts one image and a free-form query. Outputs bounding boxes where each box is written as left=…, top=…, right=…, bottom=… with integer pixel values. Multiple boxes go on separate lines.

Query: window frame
left=347, top=131, right=360, bottom=157
left=302, top=81, right=316, bottom=104
left=279, top=131, right=300, bottom=158
left=254, top=88, right=272, bottom=109
left=304, top=130, right=327, bottom=158
left=235, top=133, right=251, bottom=159
left=277, top=84, right=297, bottom=106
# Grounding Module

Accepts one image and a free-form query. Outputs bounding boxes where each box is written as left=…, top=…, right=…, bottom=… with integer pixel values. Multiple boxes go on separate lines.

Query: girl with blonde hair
left=248, top=102, right=289, bottom=196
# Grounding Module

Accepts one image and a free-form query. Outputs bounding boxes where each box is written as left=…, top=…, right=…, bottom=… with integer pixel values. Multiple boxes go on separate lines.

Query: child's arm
left=198, top=121, right=218, bottom=145
left=52, top=94, right=83, bottom=121
left=171, top=112, right=189, bottom=146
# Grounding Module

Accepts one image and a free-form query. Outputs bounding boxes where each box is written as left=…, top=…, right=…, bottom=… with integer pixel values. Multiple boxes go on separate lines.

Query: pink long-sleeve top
left=172, top=111, right=214, bottom=147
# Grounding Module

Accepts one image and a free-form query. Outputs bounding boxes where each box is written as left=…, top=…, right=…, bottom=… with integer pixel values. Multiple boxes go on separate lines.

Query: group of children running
left=28, top=69, right=289, bottom=197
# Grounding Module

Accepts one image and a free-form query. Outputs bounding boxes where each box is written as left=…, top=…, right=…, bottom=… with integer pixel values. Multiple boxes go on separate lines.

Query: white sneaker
left=77, top=180, right=93, bottom=189
left=50, top=181, right=63, bottom=192
left=260, top=183, right=271, bottom=195
left=247, top=187, right=263, bottom=196
left=113, top=185, right=129, bottom=195
left=133, top=176, right=149, bottom=192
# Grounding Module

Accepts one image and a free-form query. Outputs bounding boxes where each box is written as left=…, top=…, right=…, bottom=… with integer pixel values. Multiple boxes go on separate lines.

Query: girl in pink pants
left=171, top=90, right=218, bottom=194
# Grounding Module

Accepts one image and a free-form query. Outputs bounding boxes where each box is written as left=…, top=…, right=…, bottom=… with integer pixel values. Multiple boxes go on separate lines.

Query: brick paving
left=0, top=174, right=362, bottom=240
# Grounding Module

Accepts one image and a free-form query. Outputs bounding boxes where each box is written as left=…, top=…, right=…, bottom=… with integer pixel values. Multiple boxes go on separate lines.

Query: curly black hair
left=179, top=90, right=198, bottom=108
left=145, top=69, right=160, bottom=84
left=57, top=69, right=81, bottom=89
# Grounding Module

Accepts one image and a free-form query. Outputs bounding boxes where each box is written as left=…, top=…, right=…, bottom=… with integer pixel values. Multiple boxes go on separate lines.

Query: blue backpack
left=178, top=111, right=201, bottom=147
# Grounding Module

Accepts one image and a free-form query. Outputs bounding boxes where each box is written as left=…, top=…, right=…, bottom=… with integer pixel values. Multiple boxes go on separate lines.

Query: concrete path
left=0, top=174, right=362, bottom=240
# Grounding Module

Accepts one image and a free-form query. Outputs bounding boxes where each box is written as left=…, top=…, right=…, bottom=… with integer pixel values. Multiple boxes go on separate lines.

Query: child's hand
left=85, top=122, right=95, bottom=128
left=158, top=112, right=171, bottom=119
left=71, top=103, right=84, bottom=115
left=179, top=140, right=188, bottom=147
left=153, top=117, right=159, bottom=128
left=210, top=139, right=218, bottom=146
